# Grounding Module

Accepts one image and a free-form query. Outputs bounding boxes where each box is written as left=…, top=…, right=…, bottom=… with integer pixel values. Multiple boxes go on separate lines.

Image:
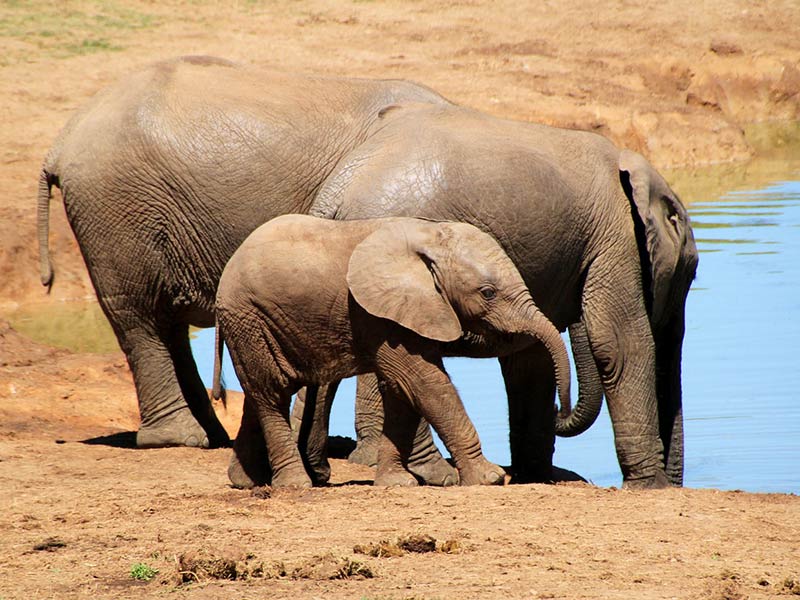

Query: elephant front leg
left=377, top=349, right=505, bottom=487
left=353, top=373, right=457, bottom=486
left=168, top=323, right=231, bottom=448
left=500, top=345, right=558, bottom=483
left=582, top=264, right=668, bottom=489
left=373, top=380, right=421, bottom=487
left=348, top=374, right=383, bottom=466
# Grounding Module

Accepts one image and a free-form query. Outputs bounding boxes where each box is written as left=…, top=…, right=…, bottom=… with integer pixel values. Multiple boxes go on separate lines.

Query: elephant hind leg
left=167, top=322, right=230, bottom=448
left=229, top=394, right=271, bottom=488
left=221, top=315, right=311, bottom=489
left=76, top=231, right=213, bottom=449
left=109, top=317, right=211, bottom=449
left=295, top=382, right=340, bottom=486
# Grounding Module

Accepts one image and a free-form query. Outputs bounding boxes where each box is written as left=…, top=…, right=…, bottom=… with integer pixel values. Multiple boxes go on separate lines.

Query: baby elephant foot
left=374, top=468, right=419, bottom=487
left=270, top=464, right=313, bottom=489
left=408, top=455, right=459, bottom=487
left=458, top=459, right=507, bottom=486
left=137, top=407, right=209, bottom=449
left=348, top=437, right=379, bottom=466
left=228, top=453, right=270, bottom=489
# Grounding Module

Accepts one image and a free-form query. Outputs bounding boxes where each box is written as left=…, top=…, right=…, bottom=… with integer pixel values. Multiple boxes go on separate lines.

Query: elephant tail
left=555, top=322, right=604, bottom=438
left=211, top=318, right=227, bottom=405
left=37, top=167, right=56, bottom=290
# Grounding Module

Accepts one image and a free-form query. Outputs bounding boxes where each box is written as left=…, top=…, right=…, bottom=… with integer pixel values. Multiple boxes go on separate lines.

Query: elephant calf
left=213, top=214, right=572, bottom=489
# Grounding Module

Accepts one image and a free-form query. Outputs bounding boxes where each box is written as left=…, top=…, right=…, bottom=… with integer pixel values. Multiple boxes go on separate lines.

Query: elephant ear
left=619, top=149, right=693, bottom=325
left=347, top=222, right=463, bottom=342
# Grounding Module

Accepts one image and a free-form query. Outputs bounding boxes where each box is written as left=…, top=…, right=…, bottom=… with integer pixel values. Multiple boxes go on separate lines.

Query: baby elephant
left=214, top=215, right=571, bottom=489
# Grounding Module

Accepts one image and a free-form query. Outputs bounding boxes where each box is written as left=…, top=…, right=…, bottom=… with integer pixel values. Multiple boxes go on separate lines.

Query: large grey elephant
left=213, top=215, right=572, bottom=489
left=38, top=56, right=449, bottom=449
left=307, top=105, right=698, bottom=487
left=39, top=56, right=697, bottom=488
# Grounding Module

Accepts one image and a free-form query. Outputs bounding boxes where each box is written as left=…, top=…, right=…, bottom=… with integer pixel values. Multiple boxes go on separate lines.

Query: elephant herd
left=38, top=55, right=698, bottom=490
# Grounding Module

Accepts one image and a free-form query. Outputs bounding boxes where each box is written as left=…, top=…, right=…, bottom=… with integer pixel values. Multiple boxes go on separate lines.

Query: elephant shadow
left=80, top=431, right=137, bottom=448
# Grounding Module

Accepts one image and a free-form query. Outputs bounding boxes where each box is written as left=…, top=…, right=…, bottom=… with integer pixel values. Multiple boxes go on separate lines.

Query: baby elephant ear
left=347, top=222, right=463, bottom=342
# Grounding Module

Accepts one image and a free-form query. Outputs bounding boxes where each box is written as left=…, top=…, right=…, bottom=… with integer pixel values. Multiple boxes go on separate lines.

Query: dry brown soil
left=1, top=2, right=799, bottom=598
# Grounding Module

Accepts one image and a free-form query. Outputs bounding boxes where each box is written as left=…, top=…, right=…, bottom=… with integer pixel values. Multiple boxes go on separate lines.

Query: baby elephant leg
left=258, top=387, right=313, bottom=488
left=229, top=395, right=271, bottom=488
left=296, top=382, right=340, bottom=486
left=373, top=379, right=421, bottom=487
left=230, top=387, right=312, bottom=489
left=377, top=350, right=505, bottom=486
left=353, top=374, right=457, bottom=486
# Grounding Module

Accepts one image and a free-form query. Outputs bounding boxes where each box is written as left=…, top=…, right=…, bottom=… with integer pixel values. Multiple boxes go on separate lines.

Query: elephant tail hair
left=37, top=168, right=55, bottom=290
left=211, top=319, right=227, bottom=406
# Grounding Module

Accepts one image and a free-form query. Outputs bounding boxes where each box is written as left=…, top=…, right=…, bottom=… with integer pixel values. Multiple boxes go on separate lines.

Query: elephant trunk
left=554, top=321, right=604, bottom=437
left=516, top=303, right=572, bottom=420
left=38, top=168, right=54, bottom=289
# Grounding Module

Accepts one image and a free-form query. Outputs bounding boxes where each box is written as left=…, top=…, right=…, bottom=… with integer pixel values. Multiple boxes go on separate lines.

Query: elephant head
left=555, top=150, right=698, bottom=485
left=619, top=149, right=698, bottom=485
left=346, top=220, right=573, bottom=421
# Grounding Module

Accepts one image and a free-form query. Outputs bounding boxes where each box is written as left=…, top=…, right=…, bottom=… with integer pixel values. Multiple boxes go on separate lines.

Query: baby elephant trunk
left=516, top=305, right=572, bottom=421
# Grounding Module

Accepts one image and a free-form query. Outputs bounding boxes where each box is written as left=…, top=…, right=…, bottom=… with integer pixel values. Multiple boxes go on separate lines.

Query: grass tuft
left=130, top=562, right=158, bottom=581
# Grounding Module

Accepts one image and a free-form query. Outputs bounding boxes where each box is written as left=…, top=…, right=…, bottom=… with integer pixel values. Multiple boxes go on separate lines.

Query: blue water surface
left=192, top=178, right=800, bottom=493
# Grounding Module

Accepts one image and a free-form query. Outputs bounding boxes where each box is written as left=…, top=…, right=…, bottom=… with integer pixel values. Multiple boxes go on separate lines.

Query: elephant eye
left=480, top=286, right=497, bottom=301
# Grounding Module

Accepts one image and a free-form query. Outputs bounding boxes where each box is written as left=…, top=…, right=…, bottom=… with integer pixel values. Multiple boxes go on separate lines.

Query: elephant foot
left=228, top=452, right=270, bottom=489
left=137, top=407, right=209, bottom=449
left=510, top=464, right=554, bottom=484
left=374, top=467, right=419, bottom=487
left=305, top=458, right=331, bottom=487
left=201, top=416, right=232, bottom=449
left=457, top=459, right=507, bottom=486
left=348, top=437, right=379, bottom=466
left=271, top=464, right=313, bottom=489
left=622, top=469, right=671, bottom=490
left=408, top=455, right=459, bottom=487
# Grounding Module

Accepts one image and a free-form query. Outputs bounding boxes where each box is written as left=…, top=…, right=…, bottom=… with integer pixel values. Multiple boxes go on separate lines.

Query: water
left=9, top=152, right=799, bottom=493
left=681, top=180, right=800, bottom=493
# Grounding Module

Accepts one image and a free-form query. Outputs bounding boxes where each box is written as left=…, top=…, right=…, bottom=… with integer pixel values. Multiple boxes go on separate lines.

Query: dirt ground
left=1, top=1, right=799, bottom=598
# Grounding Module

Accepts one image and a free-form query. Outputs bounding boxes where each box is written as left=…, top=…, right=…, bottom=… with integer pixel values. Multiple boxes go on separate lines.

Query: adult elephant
left=38, top=56, right=450, bottom=449
left=39, top=56, right=697, bottom=487
left=305, top=103, right=698, bottom=488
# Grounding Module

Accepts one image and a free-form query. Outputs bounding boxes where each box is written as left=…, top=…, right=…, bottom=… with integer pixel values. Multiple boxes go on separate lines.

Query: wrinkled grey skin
left=306, top=104, right=698, bottom=488
left=38, top=56, right=449, bottom=449
left=39, top=57, right=697, bottom=488
left=298, top=319, right=603, bottom=473
left=213, top=215, right=573, bottom=489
